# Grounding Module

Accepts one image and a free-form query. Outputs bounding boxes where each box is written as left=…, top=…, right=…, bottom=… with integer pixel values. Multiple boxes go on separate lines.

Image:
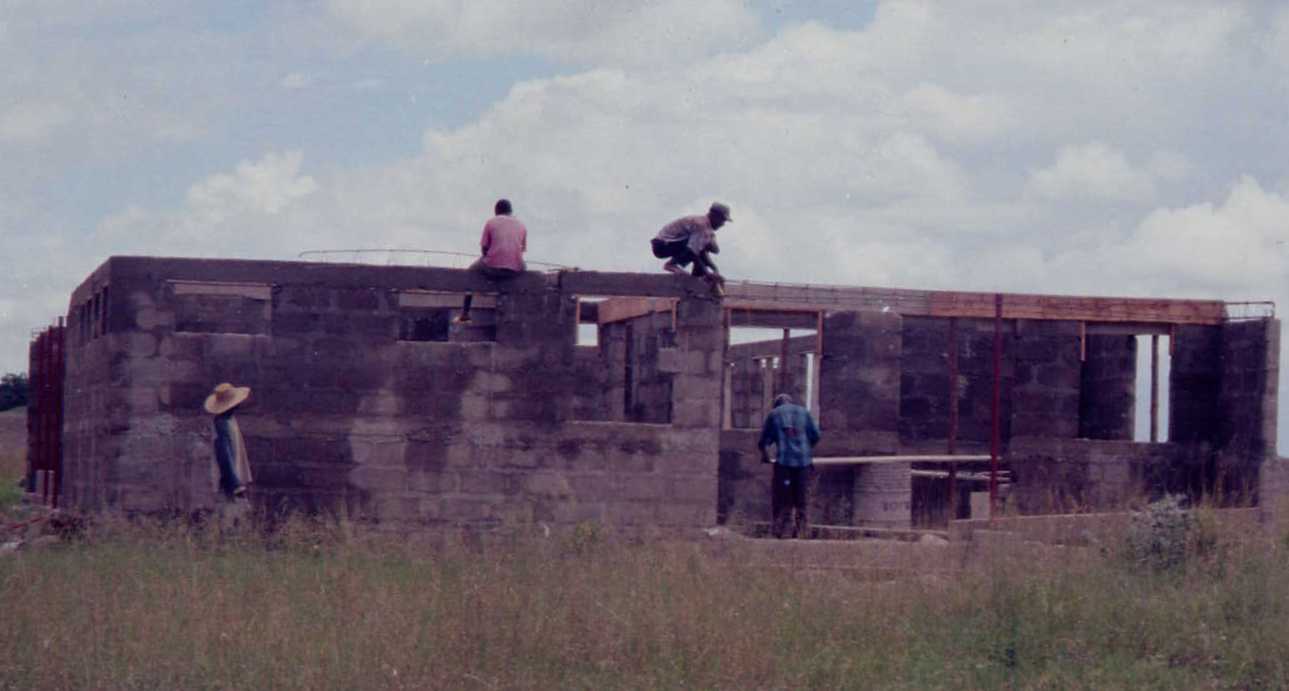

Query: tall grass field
left=3, top=411, right=1289, bottom=688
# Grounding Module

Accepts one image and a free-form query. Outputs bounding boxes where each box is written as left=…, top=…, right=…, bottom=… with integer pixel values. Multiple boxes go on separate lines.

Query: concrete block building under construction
left=24, top=256, right=1287, bottom=533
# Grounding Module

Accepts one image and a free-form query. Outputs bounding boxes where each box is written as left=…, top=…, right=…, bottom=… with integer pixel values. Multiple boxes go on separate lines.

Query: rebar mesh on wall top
left=298, top=249, right=573, bottom=271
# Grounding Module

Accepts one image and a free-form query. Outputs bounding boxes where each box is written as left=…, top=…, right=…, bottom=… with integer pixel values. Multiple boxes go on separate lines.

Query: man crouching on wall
left=758, top=393, right=821, bottom=539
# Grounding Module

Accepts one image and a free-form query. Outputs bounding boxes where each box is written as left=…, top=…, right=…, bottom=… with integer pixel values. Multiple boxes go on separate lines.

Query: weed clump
left=1125, top=494, right=1193, bottom=572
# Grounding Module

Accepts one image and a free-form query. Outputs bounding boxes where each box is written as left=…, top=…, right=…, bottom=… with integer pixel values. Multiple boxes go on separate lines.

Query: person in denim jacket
left=758, top=393, right=821, bottom=538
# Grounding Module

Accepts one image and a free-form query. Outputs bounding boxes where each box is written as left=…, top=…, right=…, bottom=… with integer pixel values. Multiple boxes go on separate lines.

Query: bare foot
left=662, top=262, right=685, bottom=275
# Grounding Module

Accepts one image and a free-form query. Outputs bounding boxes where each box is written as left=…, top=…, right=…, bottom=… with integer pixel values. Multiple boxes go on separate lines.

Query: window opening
left=399, top=310, right=451, bottom=342
left=1134, top=334, right=1171, bottom=442
left=725, top=326, right=818, bottom=428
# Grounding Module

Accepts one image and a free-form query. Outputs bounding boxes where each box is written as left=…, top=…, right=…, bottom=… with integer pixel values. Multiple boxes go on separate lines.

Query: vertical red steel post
left=40, top=329, right=50, bottom=505
left=26, top=338, right=36, bottom=493
left=990, top=293, right=1003, bottom=521
left=946, top=318, right=959, bottom=522
left=52, top=319, right=65, bottom=507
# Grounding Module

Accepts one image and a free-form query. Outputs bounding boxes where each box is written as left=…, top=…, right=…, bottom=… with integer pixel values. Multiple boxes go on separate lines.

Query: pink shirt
left=480, top=214, right=527, bottom=271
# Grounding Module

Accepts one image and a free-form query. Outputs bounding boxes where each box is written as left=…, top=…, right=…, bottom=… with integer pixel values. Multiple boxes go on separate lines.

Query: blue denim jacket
left=758, top=403, right=821, bottom=467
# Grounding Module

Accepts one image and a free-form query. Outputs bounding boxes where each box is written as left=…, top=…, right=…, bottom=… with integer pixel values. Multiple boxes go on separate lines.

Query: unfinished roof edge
left=72, top=255, right=1250, bottom=327
left=68, top=255, right=717, bottom=308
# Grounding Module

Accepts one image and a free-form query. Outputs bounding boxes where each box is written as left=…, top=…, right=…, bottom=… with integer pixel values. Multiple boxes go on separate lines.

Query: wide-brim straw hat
left=204, top=382, right=251, bottom=415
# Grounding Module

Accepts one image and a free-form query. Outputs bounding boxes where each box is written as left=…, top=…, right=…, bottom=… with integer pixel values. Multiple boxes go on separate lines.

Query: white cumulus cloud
left=325, top=0, right=762, bottom=66
left=1027, top=143, right=1157, bottom=204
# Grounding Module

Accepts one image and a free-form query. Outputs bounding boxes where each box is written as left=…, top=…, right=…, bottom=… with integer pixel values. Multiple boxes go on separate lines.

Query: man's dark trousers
left=771, top=464, right=811, bottom=538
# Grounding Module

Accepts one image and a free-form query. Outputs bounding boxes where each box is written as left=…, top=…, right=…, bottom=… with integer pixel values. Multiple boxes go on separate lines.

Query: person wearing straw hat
left=204, top=382, right=253, bottom=500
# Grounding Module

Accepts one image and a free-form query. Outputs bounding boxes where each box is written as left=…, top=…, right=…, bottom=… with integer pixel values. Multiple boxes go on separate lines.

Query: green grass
left=2, top=520, right=1288, bottom=689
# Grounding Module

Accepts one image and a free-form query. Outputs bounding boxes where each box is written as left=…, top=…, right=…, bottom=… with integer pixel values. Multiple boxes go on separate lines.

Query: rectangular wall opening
left=724, top=326, right=818, bottom=429
left=170, top=280, right=272, bottom=335
left=570, top=295, right=676, bottom=425
left=398, top=290, right=496, bottom=342
left=1134, top=334, right=1171, bottom=442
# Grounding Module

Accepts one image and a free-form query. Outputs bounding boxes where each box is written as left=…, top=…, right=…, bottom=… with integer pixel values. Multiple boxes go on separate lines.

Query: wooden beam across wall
left=721, top=281, right=1226, bottom=325
left=596, top=281, right=1229, bottom=326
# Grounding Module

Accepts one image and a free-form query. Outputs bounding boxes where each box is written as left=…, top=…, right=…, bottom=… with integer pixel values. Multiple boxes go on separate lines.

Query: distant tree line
left=0, top=373, right=29, bottom=412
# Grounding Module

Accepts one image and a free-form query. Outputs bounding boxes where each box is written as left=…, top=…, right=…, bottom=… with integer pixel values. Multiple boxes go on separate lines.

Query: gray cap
left=773, top=393, right=793, bottom=407
left=709, top=202, right=732, bottom=222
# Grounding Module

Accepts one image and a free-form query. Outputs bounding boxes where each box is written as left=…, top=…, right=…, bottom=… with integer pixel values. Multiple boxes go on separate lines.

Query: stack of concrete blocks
left=728, top=357, right=767, bottom=429
left=819, top=311, right=906, bottom=528
left=61, top=257, right=723, bottom=532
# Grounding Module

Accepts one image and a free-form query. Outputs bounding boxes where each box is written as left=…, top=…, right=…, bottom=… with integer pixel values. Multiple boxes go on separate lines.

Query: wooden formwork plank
left=723, top=280, right=1225, bottom=326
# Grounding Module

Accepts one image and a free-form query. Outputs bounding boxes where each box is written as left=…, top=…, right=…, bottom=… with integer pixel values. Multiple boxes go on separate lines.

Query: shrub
left=1125, top=494, right=1193, bottom=572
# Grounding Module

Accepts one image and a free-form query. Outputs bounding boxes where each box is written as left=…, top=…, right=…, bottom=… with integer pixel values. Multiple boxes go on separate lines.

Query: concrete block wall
left=1170, top=325, right=1221, bottom=445
left=1010, top=320, right=1080, bottom=439
left=728, top=357, right=766, bottom=430
left=1008, top=438, right=1187, bottom=514
left=1078, top=334, right=1137, bottom=440
left=59, top=257, right=1284, bottom=531
left=1216, top=318, right=1281, bottom=501
left=819, top=311, right=908, bottom=527
left=62, top=257, right=722, bottom=531
left=898, top=317, right=1003, bottom=451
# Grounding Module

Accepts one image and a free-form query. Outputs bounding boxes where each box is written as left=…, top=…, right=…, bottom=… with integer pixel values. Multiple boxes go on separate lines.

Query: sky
left=2, top=1, right=1288, bottom=448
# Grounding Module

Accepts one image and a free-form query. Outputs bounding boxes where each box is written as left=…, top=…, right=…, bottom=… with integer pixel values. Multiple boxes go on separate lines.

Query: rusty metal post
left=39, top=329, right=50, bottom=505
left=1150, top=334, right=1160, bottom=443
left=814, top=310, right=824, bottom=415
left=990, top=293, right=1003, bottom=522
left=52, top=319, right=65, bottom=508
left=779, top=328, right=790, bottom=394
left=25, top=336, right=37, bottom=493
left=947, top=318, right=959, bottom=522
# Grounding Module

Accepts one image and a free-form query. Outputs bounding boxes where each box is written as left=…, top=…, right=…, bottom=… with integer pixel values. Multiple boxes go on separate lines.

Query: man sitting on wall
left=758, top=393, right=821, bottom=539
left=650, top=202, right=731, bottom=297
left=458, top=198, right=528, bottom=323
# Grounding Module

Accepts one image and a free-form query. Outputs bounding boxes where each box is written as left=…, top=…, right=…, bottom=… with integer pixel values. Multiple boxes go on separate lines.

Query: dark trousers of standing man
left=771, top=464, right=811, bottom=539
